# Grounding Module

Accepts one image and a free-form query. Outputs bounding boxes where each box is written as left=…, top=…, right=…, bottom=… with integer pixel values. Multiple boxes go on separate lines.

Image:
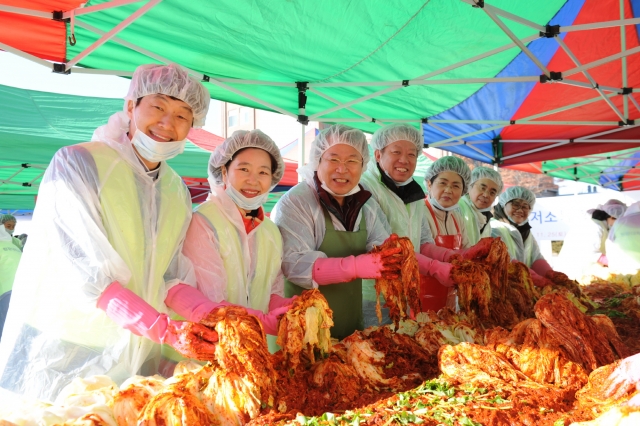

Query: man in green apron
left=272, top=125, right=402, bottom=340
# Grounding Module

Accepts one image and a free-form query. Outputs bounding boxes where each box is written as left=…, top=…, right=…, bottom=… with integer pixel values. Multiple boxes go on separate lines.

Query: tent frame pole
left=62, top=0, right=148, bottom=19
left=65, top=0, right=163, bottom=71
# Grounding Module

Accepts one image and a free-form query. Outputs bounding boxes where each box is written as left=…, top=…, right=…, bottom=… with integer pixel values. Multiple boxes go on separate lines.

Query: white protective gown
left=458, top=195, right=492, bottom=245
left=271, top=180, right=392, bottom=288
left=0, top=112, right=194, bottom=402
left=183, top=185, right=285, bottom=312
left=606, top=203, right=640, bottom=275
left=556, top=215, right=609, bottom=281
left=490, top=219, right=544, bottom=267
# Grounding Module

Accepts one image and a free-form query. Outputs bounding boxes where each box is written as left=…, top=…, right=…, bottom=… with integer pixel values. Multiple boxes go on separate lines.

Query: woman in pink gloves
left=272, top=125, right=402, bottom=339
left=0, top=64, right=217, bottom=402
left=182, top=130, right=293, bottom=353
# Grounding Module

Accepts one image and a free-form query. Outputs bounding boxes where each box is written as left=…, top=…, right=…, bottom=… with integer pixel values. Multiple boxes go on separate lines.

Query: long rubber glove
left=531, top=258, right=554, bottom=277
left=98, top=282, right=218, bottom=360
left=419, top=243, right=454, bottom=262
left=166, top=283, right=290, bottom=335
left=416, top=253, right=454, bottom=286
left=312, top=249, right=402, bottom=285
left=529, top=268, right=554, bottom=288
left=598, top=254, right=609, bottom=267
left=269, top=294, right=297, bottom=312
left=456, top=237, right=495, bottom=260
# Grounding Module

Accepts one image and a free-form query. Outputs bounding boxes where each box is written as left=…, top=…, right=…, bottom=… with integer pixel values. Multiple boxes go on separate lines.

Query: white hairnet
left=298, top=124, right=369, bottom=182
left=424, top=156, right=471, bottom=194
left=370, top=123, right=423, bottom=152
left=499, top=186, right=536, bottom=209
left=124, top=63, right=210, bottom=128
left=470, top=166, right=504, bottom=193
left=591, top=199, right=627, bottom=218
left=208, top=129, right=285, bottom=190
left=0, top=214, right=16, bottom=224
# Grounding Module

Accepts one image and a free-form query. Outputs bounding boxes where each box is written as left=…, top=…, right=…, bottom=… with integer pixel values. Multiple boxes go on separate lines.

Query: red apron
left=420, top=200, right=462, bottom=312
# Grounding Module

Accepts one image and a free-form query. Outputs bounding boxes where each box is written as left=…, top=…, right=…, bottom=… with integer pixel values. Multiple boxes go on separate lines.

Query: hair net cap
left=470, top=166, right=504, bottom=193
left=0, top=214, right=16, bottom=224
left=208, top=130, right=285, bottom=190
left=124, top=63, right=210, bottom=128
left=424, top=156, right=471, bottom=195
left=298, top=124, right=369, bottom=182
left=371, top=123, right=423, bottom=152
left=499, top=186, right=536, bottom=208
left=596, top=199, right=627, bottom=218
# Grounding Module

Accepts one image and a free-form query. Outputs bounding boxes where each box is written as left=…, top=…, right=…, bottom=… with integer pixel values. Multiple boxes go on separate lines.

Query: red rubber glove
left=456, top=237, right=495, bottom=261
left=269, top=294, right=297, bottom=311
left=419, top=242, right=454, bottom=262
left=529, top=269, right=554, bottom=288
left=98, top=282, right=218, bottom=360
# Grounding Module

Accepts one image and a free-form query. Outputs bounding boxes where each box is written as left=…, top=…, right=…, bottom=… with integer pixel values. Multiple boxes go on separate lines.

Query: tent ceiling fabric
left=1, top=0, right=640, bottom=192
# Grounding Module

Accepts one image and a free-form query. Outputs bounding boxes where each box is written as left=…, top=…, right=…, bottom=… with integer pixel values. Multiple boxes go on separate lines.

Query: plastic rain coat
left=0, top=112, right=194, bottom=402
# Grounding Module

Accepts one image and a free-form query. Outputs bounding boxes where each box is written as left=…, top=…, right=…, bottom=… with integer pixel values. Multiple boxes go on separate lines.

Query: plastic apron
left=420, top=200, right=461, bottom=312
left=285, top=207, right=367, bottom=340
left=163, top=200, right=282, bottom=368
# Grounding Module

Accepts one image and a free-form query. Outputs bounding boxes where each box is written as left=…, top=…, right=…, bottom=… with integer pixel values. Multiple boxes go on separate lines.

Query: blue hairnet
left=0, top=214, right=16, bottom=224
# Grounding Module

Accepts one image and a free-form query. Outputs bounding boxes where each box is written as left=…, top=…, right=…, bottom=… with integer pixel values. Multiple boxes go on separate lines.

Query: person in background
left=491, top=186, right=556, bottom=287
left=272, top=125, right=402, bottom=339
left=182, top=130, right=293, bottom=354
left=361, top=127, right=490, bottom=320
left=557, top=199, right=627, bottom=283
left=0, top=63, right=218, bottom=402
left=0, top=215, right=23, bottom=251
left=458, top=167, right=503, bottom=246
left=0, top=226, right=21, bottom=341
left=605, top=201, right=640, bottom=276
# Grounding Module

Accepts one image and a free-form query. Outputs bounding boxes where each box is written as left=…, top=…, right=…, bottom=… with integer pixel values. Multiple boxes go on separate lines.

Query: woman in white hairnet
left=491, top=186, right=557, bottom=287
left=605, top=201, right=639, bottom=276
left=182, top=130, right=293, bottom=353
left=272, top=125, right=402, bottom=339
left=0, top=214, right=23, bottom=251
left=557, top=199, right=627, bottom=283
left=0, top=63, right=219, bottom=402
left=458, top=167, right=503, bottom=245
left=360, top=124, right=489, bottom=324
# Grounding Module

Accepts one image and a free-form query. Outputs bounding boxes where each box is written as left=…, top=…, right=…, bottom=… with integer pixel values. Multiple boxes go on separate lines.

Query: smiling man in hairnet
left=271, top=125, right=403, bottom=339
left=0, top=63, right=218, bottom=402
left=557, top=199, right=627, bottom=283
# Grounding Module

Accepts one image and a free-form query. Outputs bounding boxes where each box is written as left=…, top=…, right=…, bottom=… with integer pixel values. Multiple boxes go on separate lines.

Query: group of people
left=0, top=63, right=638, bottom=406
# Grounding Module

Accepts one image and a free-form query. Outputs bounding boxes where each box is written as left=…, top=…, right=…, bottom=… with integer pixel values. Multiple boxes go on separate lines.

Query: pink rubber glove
left=165, top=283, right=220, bottom=322
left=531, top=258, right=553, bottom=277
left=269, top=294, right=297, bottom=311
left=245, top=305, right=291, bottom=335
left=98, top=282, right=218, bottom=360
left=598, top=254, right=609, bottom=267
left=419, top=243, right=454, bottom=262
left=312, top=249, right=402, bottom=285
left=529, top=269, right=554, bottom=288
left=166, top=284, right=290, bottom=335
left=416, top=254, right=454, bottom=286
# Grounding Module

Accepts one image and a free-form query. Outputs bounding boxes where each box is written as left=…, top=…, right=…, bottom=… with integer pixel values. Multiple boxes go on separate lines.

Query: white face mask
left=429, top=196, right=458, bottom=212
left=5, top=228, right=14, bottom=236
left=382, top=166, right=414, bottom=186
left=508, top=214, right=528, bottom=226
left=225, top=184, right=269, bottom=211
left=477, top=205, right=493, bottom=213
left=320, top=180, right=361, bottom=198
left=131, top=111, right=186, bottom=163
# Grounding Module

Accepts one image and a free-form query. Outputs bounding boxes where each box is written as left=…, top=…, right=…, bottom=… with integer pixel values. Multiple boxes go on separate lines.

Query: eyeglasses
left=321, top=156, right=363, bottom=170
left=509, top=201, right=531, bottom=212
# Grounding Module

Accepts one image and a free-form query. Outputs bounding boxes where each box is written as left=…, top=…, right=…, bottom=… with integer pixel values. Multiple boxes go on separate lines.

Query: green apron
left=285, top=207, right=368, bottom=340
